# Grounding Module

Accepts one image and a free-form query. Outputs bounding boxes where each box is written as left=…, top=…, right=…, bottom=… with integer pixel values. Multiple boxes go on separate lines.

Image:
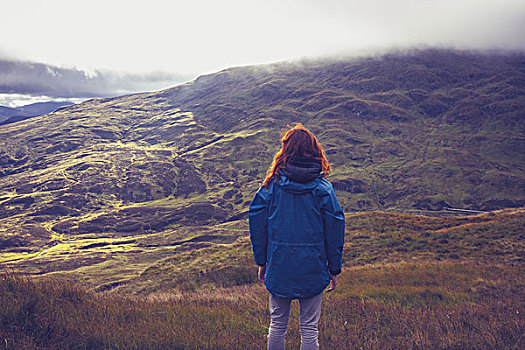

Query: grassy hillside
left=1, top=204, right=523, bottom=293
left=0, top=48, right=524, bottom=294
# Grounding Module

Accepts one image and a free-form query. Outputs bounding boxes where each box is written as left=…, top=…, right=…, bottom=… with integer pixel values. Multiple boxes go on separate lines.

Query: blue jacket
left=249, top=168, right=345, bottom=299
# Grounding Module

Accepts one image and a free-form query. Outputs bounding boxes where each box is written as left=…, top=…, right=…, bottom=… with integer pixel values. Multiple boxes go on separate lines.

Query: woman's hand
left=326, top=273, right=338, bottom=293
left=258, top=265, right=266, bottom=283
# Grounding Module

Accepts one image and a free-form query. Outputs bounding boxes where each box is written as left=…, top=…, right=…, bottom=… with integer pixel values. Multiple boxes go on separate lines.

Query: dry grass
left=1, top=260, right=523, bottom=349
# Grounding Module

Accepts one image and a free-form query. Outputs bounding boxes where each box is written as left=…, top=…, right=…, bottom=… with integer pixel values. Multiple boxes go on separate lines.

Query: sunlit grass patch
left=357, top=286, right=463, bottom=307
left=0, top=250, right=40, bottom=263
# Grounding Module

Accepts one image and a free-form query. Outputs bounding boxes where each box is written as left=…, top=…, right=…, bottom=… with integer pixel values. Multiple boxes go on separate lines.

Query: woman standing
left=249, top=124, right=345, bottom=350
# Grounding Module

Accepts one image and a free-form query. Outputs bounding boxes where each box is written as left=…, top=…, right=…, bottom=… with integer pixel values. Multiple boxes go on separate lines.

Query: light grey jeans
left=267, top=292, right=323, bottom=350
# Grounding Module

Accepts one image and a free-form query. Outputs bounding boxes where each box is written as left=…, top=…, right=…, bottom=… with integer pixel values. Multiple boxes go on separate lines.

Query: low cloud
left=0, top=94, right=87, bottom=108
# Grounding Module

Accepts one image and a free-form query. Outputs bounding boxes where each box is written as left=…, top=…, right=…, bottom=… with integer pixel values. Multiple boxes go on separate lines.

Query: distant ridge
left=0, top=101, right=74, bottom=125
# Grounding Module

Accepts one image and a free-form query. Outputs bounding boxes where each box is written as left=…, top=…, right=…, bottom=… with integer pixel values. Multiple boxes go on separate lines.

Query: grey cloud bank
left=0, top=58, right=192, bottom=107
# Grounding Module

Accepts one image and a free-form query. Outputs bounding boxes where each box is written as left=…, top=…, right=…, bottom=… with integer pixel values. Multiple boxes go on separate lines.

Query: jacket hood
left=278, top=157, right=323, bottom=194
left=282, top=156, right=322, bottom=183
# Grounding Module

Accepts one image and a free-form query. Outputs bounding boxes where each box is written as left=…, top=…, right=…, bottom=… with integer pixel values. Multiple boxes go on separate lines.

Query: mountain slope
left=0, top=49, right=524, bottom=290
left=1, top=50, right=523, bottom=213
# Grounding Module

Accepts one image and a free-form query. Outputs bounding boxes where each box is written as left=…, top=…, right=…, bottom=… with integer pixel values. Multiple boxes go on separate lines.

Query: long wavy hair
left=262, top=123, right=331, bottom=187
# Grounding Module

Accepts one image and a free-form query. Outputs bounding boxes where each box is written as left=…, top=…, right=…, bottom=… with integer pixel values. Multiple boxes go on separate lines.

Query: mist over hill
left=0, top=49, right=524, bottom=288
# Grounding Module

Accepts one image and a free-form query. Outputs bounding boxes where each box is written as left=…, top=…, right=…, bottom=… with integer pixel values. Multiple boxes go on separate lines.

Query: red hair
left=262, top=123, right=331, bottom=187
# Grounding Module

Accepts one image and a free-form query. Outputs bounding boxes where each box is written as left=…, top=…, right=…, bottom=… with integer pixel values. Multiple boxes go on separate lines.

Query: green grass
left=1, top=208, right=523, bottom=294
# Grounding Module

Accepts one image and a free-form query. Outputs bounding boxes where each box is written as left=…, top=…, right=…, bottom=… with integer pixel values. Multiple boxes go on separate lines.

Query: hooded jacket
left=249, top=157, right=345, bottom=299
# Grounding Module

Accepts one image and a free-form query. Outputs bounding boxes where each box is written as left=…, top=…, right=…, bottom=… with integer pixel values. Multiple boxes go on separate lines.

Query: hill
left=0, top=49, right=524, bottom=291
left=0, top=106, right=19, bottom=123
left=0, top=101, right=74, bottom=124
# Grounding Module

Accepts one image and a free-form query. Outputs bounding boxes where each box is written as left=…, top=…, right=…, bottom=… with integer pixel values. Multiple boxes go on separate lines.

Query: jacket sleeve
left=320, top=183, right=345, bottom=275
left=249, top=186, right=270, bottom=266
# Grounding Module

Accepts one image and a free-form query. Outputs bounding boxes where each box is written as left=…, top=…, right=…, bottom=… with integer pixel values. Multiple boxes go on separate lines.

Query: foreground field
left=1, top=260, right=524, bottom=349
left=1, top=209, right=524, bottom=349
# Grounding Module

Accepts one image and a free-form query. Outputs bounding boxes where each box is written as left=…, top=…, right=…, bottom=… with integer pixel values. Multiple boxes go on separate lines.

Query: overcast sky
left=2, top=0, right=525, bottom=75
left=1, top=0, right=525, bottom=106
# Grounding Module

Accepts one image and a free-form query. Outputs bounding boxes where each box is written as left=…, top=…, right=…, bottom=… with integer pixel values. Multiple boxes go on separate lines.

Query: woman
left=249, top=123, right=345, bottom=350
